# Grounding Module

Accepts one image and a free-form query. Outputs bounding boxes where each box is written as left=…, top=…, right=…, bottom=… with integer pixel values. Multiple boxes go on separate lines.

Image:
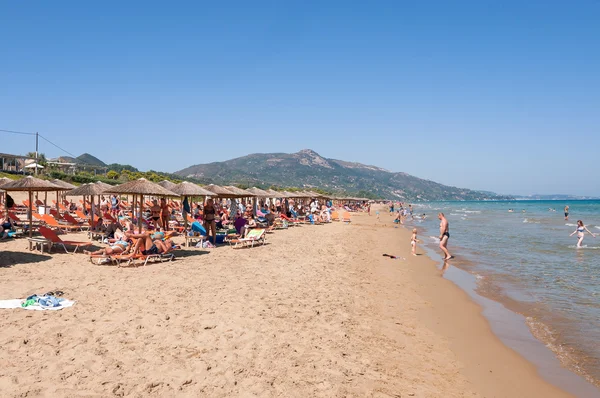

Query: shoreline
left=403, top=216, right=599, bottom=397
left=0, top=204, right=596, bottom=396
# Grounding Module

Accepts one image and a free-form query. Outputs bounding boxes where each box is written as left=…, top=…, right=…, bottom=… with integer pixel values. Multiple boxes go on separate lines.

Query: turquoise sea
left=410, top=200, right=600, bottom=387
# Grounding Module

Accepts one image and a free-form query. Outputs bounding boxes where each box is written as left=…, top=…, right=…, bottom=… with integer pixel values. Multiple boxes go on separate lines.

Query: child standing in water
left=570, top=220, right=596, bottom=248
left=410, top=228, right=420, bottom=256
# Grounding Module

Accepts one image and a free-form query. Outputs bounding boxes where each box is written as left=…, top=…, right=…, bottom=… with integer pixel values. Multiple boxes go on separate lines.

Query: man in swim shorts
left=564, top=205, right=569, bottom=221
left=438, top=212, right=452, bottom=260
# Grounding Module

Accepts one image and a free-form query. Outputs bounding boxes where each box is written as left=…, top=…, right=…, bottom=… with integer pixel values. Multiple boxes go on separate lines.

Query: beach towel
left=0, top=298, right=75, bottom=311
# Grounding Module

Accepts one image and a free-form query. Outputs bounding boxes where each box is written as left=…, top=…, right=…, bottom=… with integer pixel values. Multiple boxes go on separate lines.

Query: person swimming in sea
left=564, top=205, right=569, bottom=221
left=570, top=220, right=596, bottom=248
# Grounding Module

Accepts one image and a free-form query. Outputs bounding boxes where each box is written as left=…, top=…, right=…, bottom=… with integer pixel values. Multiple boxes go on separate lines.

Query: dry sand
left=0, top=205, right=573, bottom=397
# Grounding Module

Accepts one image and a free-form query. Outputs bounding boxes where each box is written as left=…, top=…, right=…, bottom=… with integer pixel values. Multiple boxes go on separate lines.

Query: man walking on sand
left=438, top=213, right=452, bottom=260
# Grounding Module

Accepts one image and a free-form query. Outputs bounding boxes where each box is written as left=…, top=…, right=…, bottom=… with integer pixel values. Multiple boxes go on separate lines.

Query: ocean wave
left=464, top=210, right=481, bottom=214
left=565, top=223, right=577, bottom=227
left=595, top=226, right=600, bottom=230
left=567, top=245, right=600, bottom=249
left=523, top=218, right=541, bottom=224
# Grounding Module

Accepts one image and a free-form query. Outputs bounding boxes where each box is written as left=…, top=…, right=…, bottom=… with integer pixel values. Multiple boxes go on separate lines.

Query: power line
left=1, top=127, right=101, bottom=168
left=38, top=134, right=79, bottom=159
left=0, top=128, right=36, bottom=136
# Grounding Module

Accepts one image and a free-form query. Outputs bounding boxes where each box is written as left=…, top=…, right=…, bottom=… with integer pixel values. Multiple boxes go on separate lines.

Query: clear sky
left=1, top=1, right=599, bottom=196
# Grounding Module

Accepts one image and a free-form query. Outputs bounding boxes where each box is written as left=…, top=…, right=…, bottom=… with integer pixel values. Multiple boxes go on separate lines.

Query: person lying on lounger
left=125, top=232, right=175, bottom=255
left=84, top=238, right=134, bottom=256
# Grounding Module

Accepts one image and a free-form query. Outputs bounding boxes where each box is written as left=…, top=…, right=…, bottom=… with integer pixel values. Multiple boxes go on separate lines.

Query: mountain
left=175, top=149, right=512, bottom=201
left=50, top=153, right=106, bottom=167
left=76, top=153, right=106, bottom=166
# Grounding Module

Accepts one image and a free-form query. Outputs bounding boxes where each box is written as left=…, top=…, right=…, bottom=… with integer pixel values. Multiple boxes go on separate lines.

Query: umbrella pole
left=56, top=190, right=59, bottom=215
left=183, top=195, right=188, bottom=231
left=139, top=194, right=144, bottom=232
left=28, top=190, right=33, bottom=238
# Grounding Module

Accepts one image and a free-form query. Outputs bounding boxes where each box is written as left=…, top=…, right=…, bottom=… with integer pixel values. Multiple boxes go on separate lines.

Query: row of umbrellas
left=0, top=176, right=353, bottom=236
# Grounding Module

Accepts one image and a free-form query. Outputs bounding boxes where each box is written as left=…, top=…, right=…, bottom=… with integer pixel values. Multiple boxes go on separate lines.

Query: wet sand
left=0, top=205, right=574, bottom=397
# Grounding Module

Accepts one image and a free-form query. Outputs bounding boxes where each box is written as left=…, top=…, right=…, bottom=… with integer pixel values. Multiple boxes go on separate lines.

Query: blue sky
left=1, top=1, right=599, bottom=196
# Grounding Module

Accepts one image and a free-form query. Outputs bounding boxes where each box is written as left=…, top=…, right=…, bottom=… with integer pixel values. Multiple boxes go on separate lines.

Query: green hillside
left=175, top=149, right=512, bottom=201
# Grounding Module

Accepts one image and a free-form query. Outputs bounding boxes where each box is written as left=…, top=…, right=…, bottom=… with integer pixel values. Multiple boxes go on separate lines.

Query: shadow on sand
left=0, top=251, right=53, bottom=268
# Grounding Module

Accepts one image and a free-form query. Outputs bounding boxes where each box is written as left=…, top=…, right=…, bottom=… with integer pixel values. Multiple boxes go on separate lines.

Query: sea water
left=410, top=200, right=600, bottom=387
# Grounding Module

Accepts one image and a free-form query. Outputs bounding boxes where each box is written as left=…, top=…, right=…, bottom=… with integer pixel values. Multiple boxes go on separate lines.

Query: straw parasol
left=1, top=176, right=62, bottom=237
left=264, top=189, right=282, bottom=197
left=246, top=187, right=270, bottom=197
left=158, top=180, right=178, bottom=191
left=104, top=178, right=179, bottom=231
left=0, top=177, right=12, bottom=187
left=172, top=181, right=214, bottom=197
left=171, top=182, right=214, bottom=229
left=50, top=179, right=77, bottom=190
left=66, top=183, right=107, bottom=197
left=203, top=184, right=237, bottom=198
left=95, top=181, right=114, bottom=191
left=224, top=186, right=254, bottom=197
left=65, top=183, right=109, bottom=228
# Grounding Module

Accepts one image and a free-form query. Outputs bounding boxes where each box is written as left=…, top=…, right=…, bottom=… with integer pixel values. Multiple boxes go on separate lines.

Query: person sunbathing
left=126, top=231, right=171, bottom=255
left=84, top=238, right=133, bottom=256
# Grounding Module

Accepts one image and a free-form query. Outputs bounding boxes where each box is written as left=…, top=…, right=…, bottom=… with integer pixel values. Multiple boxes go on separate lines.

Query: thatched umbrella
left=246, top=187, right=270, bottom=197
left=104, top=178, right=178, bottom=231
left=264, top=189, right=281, bottom=197
left=172, top=182, right=214, bottom=197
left=171, top=182, right=214, bottom=229
left=0, top=177, right=12, bottom=187
left=47, top=179, right=76, bottom=215
left=203, top=184, right=237, bottom=198
left=65, top=183, right=108, bottom=228
left=158, top=180, right=178, bottom=191
left=224, top=186, right=254, bottom=197
left=50, top=179, right=77, bottom=190
left=1, top=176, right=62, bottom=238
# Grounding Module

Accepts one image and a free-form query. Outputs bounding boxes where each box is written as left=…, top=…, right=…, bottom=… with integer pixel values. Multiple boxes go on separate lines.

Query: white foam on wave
left=595, top=226, right=600, bottom=231
left=429, top=236, right=440, bottom=242
left=568, top=245, right=600, bottom=250
left=565, top=223, right=576, bottom=227
left=464, top=210, right=481, bottom=214
left=523, top=218, right=541, bottom=224
left=461, top=217, right=467, bottom=220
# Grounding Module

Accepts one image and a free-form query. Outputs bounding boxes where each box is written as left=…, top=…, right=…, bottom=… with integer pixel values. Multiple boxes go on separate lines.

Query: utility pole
left=35, top=132, right=39, bottom=175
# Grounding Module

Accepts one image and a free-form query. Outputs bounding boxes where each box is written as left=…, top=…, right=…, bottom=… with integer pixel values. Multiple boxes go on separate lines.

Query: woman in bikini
left=84, top=238, right=133, bottom=256
left=570, top=220, right=596, bottom=248
left=203, top=198, right=217, bottom=244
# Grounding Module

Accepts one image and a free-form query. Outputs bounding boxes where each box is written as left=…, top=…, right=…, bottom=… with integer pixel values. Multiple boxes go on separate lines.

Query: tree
left=26, top=152, right=47, bottom=166
left=106, top=170, right=120, bottom=180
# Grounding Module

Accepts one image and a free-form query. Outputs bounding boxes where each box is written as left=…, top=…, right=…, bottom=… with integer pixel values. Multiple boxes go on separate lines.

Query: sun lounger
left=41, top=214, right=82, bottom=232
left=331, top=211, right=340, bottom=221
left=229, top=228, right=266, bottom=249
left=62, top=212, right=88, bottom=230
left=38, top=226, right=92, bottom=253
left=342, top=211, right=351, bottom=223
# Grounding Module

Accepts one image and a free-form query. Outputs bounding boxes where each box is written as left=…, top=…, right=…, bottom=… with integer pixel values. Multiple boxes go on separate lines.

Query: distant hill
left=175, top=149, right=512, bottom=201
left=50, top=153, right=106, bottom=167
left=76, top=153, right=106, bottom=166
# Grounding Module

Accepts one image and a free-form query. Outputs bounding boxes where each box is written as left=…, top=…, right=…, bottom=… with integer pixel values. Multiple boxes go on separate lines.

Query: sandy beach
left=0, top=205, right=573, bottom=397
